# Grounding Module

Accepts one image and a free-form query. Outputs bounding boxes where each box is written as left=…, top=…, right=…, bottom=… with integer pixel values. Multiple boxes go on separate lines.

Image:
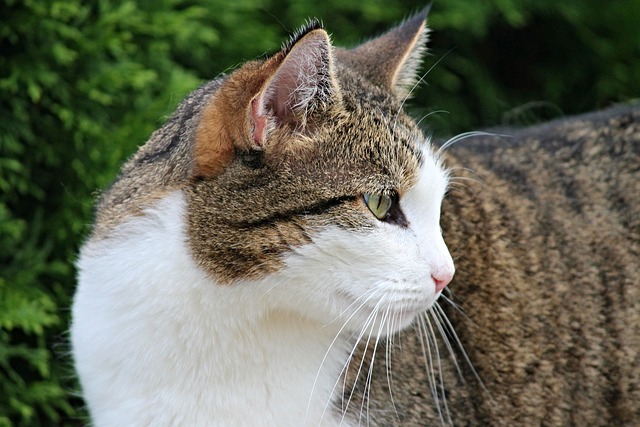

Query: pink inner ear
left=271, top=68, right=299, bottom=121
left=249, top=29, right=334, bottom=147
left=251, top=97, right=268, bottom=146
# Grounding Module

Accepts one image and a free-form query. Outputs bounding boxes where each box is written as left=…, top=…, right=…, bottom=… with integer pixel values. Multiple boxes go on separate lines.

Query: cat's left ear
left=250, top=22, right=341, bottom=146
left=192, top=22, right=340, bottom=178
left=336, top=7, right=430, bottom=100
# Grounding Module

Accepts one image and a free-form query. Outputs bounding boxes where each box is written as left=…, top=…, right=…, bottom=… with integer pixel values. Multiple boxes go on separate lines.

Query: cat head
left=186, top=8, right=454, bottom=334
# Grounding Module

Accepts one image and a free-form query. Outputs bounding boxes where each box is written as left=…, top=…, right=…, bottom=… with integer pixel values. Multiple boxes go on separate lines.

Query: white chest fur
left=71, top=191, right=353, bottom=426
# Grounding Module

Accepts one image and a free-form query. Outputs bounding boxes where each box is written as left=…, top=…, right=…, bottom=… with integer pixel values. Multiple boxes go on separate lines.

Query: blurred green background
left=1, top=0, right=638, bottom=425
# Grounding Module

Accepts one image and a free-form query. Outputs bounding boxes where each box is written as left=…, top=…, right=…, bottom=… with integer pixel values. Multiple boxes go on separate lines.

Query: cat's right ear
left=336, top=7, right=430, bottom=100
left=192, top=22, right=340, bottom=179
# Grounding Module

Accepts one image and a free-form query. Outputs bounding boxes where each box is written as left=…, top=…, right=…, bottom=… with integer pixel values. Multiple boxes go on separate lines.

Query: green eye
left=363, top=193, right=393, bottom=220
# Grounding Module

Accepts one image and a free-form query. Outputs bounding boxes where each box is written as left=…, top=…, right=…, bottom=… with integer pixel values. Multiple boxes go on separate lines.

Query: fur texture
left=72, top=8, right=640, bottom=427
left=344, top=104, right=640, bottom=426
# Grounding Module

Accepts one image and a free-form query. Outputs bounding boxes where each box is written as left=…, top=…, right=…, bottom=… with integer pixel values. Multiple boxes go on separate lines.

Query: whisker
left=393, top=48, right=457, bottom=134
left=446, top=181, right=475, bottom=195
left=431, top=305, right=464, bottom=379
left=439, top=294, right=468, bottom=320
left=446, top=166, right=482, bottom=176
left=314, top=290, right=378, bottom=426
left=362, top=301, right=392, bottom=426
left=323, top=288, right=377, bottom=328
left=415, top=109, right=450, bottom=128
left=257, top=279, right=284, bottom=302
left=344, top=305, right=380, bottom=426
left=437, top=131, right=503, bottom=156
left=334, top=297, right=385, bottom=426
left=384, top=301, right=400, bottom=424
left=425, top=311, right=453, bottom=426
left=448, top=175, right=483, bottom=186
left=433, top=304, right=490, bottom=397
left=417, top=313, right=445, bottom=424
left=449, top=176, right=485, bottom=189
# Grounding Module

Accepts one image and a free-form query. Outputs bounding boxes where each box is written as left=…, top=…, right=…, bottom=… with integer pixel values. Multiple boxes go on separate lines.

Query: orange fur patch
left=193, top=93, right=236, bottom=178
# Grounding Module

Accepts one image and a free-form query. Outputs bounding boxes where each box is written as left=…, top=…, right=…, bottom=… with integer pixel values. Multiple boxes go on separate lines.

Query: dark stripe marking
left=232, top=195, right=357, bottom=229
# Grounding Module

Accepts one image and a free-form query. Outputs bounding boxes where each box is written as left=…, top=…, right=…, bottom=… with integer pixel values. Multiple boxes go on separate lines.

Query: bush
left=1, top=0, right=638, bottom=425
left=1, top=1, right=215, bottom=424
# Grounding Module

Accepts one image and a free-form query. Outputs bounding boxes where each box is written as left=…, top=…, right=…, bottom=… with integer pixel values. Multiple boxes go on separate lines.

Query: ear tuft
left=282, top=18, right=324, bottom=54
left=392, top=11, right=430, bottom=98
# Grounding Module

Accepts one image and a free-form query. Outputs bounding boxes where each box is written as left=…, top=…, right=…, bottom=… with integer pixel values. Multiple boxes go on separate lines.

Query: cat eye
left=363, top=193, right=394, bottom=220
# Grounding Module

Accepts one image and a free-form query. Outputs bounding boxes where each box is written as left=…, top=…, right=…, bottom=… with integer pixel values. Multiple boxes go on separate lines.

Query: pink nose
left=433, top=269, right=454, bottom=293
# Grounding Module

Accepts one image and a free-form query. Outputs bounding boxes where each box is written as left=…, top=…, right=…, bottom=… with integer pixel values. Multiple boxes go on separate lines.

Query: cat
left=70, top=7, right=640, bottom=427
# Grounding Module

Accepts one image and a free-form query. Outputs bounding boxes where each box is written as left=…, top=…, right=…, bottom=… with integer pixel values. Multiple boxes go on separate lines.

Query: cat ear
left=250, top=22, right=340, bottom=145
left=192, top=22, right=340, bottom=179
left=336, top=7, right=430, bottom=100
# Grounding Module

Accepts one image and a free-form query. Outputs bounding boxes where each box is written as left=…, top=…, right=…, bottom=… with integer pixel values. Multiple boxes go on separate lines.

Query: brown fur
left=344, top=104, right=640, bottom=425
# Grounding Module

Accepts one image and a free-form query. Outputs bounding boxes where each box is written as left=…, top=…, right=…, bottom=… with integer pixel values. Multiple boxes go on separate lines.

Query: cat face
left=185, top=16, right=453, bottom=335
left=275, top=145, right=453, bottom=336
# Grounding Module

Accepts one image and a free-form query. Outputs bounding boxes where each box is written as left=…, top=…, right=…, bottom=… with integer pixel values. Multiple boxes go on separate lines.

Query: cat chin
left=329, top=290, right=439, bottom=338
left=344, top=306, right=426, bottom=339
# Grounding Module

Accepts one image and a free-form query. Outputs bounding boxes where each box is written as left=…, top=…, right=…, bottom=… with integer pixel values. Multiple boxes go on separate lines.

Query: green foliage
left=1, top=0, right=204, bottom=425
left=422, top=0, right=640, bottom=133
left=1, top=0, right=638, bottom=425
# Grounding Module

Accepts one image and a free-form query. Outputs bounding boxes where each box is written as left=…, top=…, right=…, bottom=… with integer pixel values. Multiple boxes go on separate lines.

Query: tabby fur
left=347, top=104, right=640, bottom=426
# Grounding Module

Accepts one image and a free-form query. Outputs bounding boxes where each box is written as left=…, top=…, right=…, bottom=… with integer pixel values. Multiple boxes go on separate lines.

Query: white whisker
left=439, top=294, right=468, bottom=319
left=316, top=291, right=380, bottom=426
left=307, top=290, right=378, bottom=424
left=362, top=300, right=392, bottom=426
left=446, top=178, right=483, bottom=194
left=433, top=304, right=490, bottom=397
left=257, top=279, right=284, bottom=302
left=437, top=131, right=502, bottom=156
left=384, top=300, right=400, bottom=423
left=447, top=175, right=483, bottom=185
left=417, top=313, right=445, bottom=424
left=393, top=48, right=457, bottom=134
left=348, top=301, right=383, bottom=426
left=425, top=311, right=453, bottom=426
left=323, top=288, right=378, bottom=328
left=430, top=307, right=464, bottom=380
left=415, top=109, right=450, bottom=127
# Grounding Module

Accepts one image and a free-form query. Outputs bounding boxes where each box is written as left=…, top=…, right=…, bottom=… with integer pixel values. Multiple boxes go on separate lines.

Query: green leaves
left=0, top=1, right=207, bottom=424
left=421, top=0, right=640, bottom=134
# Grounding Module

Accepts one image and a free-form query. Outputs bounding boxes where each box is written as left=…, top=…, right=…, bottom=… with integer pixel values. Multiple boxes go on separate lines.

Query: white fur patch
left=72, top=192, right=351, bottom=426
left=71, top=144, right=453, bottom=426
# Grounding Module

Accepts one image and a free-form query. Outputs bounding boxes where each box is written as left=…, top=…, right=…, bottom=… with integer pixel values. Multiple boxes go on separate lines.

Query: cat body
left=71, top=9, right=640, bottom=427
left=347, top=105, right=640, bottom=426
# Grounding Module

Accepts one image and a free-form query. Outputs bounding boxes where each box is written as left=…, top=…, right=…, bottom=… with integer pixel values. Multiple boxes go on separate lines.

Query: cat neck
left=209, top=309, right=352, bottom=426
left=76, top=190, right=353, bottom=426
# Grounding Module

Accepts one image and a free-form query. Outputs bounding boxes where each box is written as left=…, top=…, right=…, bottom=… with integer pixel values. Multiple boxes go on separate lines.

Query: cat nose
left=432, top=268, right=454, bottom=293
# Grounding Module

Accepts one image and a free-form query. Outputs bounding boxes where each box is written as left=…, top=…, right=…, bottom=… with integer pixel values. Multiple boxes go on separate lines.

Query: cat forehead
left=278, top=131, right=422, bottom=199
left=301, top=70, right=426, bottom=190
